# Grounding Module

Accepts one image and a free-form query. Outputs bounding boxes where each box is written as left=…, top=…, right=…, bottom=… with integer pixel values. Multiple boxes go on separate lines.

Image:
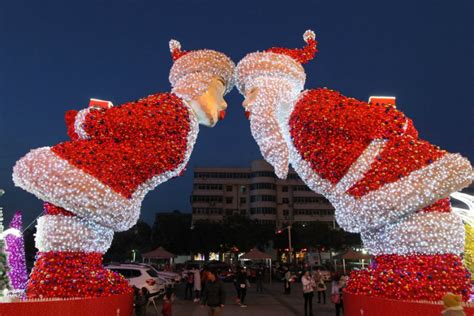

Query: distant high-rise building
left=191, top=160, right=336, bottom=228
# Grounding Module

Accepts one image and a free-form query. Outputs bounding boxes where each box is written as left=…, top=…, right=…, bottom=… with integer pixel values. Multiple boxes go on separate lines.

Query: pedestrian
left=236, top=267, right=249, bottom=307
left=442, top=293, right=466, bottom=316
left=201, top=270, right=226, bottom=316
left=314, top=272, right=327, bottom=304
left=134, top=287, right=149, bottom=316
left=255, top=265, right=264, bottom=293
left=284, top=267, right=292, bottom=294
left=302, top=270, right=316, bottom=316
left=193, top=268, right=202, bottom=303
left=331, top=274, right=345, bottom=316
left=162, top=290, right=174, bottom=316
left=184, top=271, right=194, bottom=300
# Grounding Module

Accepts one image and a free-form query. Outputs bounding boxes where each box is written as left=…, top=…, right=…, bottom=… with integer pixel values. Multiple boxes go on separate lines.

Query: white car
left=106, top=264, right=165, bottom=295
left=139, top=263, right=182, bottom=283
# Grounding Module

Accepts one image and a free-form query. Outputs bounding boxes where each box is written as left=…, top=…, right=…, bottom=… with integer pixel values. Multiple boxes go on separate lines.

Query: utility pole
left=287, top=225, right=293, bottom=264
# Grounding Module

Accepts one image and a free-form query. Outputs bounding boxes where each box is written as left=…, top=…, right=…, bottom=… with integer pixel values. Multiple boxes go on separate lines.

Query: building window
left=240, top=186, right=247, bottom=193
left=192, top=195, right=223, bottom=203
left=240, top=209, right=246, bottom=215
left=250, top=183, right=276, bottom=191
left=287, top=173, right=300, bottom=180
left=282, top=198, right=289, bottom=204
left=283, top=209, right=289, bottom=216
left=193, top=183, right=223, bottom=191
left=240, top=197, right=246, bottom=204
left=226, top=185, right=233, bottom=192
left=226, top=197, right=233, bottom=204
left=282, top=186, right=288, bottom=192
left=293, top=197, right=329, bottom=204
left=250, top=195, right=276, bottom=202
left=226, top=209, right=233, bottom=216
left=293, top=185, right=311, bottom=191
left=251, top=171, right=276, bottom=178
left=250, top=207, right=276, bottom=215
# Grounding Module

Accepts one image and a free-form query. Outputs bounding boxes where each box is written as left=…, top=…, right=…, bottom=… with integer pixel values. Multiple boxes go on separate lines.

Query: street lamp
left=277, top=225, right=293, bottom=264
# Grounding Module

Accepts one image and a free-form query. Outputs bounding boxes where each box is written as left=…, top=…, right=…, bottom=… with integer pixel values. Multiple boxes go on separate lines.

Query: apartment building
left=191, top=160, right=335, bottom=228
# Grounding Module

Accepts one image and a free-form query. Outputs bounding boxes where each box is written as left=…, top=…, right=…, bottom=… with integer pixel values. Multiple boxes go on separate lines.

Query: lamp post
left=277, top=225, right=293, bottom=264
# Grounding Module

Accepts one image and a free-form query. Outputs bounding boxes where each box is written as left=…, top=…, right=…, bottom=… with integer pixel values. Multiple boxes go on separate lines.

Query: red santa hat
left=235, top=30, right=318, bottom=98
left=169, top=39, right=235, bottom=101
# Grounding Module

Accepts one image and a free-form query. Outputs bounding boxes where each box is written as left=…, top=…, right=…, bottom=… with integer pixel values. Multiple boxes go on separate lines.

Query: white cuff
left=36, top=215, right=114, bottom=253
left=333, top=153, right=473, bottom=232
left=361, top=211, right=465, bottom=255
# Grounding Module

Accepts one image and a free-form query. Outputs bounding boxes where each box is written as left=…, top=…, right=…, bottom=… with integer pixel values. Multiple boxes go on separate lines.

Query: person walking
left=284, top=267, right=292, bottom=294
left=302, top=271, right=316, bottom=316
left=162, top=290, right=173, bottom=316
left=315, top=272, right=327, bottom=304
left=331, top=274, right=345, bottom=316
left=236, top=267, right=249, bottom=307
left=255, top=265, right=264, bottom=293
left=134, top=287, right=149, bottom=316
left=184, top=271, right=194, bottom=300
left=193, top=268, right=202, bottom=303
left=201, top=270, right=226, bottom=316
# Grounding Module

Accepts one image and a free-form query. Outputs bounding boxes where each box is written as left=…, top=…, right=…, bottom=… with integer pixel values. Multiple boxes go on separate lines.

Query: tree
left=0, top=209, right=11, bottom=295
left=190, top=220, right=223, bottom=260
left=150, top=211, right=192, bottom=254
left=105, top=220, right=152, bottom=262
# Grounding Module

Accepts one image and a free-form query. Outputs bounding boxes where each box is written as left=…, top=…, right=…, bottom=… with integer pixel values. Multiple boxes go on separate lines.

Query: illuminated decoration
left=12, top=41, right=235, bottom=298
left=344, top=254, right=471, bottom=301
left=464, top=223, right=474, bottom=279
left=235, top=29, right=473, bottom=301
left=0, top=209, right=11, bottom=295
left=169, top=39, right=235, bottom=101
left=5, top=212, right=28, bottom=290
left=235, top=30, right=316, bottom=178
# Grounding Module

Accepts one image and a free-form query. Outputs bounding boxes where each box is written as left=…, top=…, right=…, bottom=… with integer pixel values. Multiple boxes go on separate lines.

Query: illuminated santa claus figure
left=13, top=40, right=235, bottom=298
left=235, top=30, right=473, bottom=301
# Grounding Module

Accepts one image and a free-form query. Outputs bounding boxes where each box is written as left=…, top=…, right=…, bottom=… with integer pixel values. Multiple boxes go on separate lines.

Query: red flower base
left=345, top=254, right=471, bottom=301
left=27, top=252, right=131, bottom=299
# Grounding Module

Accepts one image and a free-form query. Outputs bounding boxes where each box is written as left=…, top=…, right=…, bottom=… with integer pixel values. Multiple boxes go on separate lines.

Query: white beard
left=248, top=84, right=294, bottom=179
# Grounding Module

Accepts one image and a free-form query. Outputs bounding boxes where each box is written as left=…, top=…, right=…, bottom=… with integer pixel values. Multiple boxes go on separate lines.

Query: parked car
left=105, top=263, right=165, bottom=296
left=138, top=263, right=181, bottom=284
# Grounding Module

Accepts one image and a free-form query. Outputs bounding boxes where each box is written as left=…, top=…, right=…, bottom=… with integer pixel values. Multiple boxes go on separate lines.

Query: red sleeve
left=64, top=110, right=79, bottom=140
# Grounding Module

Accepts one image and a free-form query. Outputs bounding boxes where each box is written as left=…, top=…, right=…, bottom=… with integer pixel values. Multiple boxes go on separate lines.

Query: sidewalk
left=144, top=281, right=337, bottom=316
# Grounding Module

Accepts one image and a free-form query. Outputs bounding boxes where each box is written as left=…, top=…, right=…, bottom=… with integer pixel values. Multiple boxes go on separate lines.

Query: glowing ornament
left=5, top=212, right=28, bottom=290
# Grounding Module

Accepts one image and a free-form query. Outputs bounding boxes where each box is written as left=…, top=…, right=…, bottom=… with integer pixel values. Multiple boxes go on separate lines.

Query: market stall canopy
left=142, top=247, right=176, bottom=259
left=334, top=248, right=372, bottom=260
left=240, top=248, right=272, bottom=260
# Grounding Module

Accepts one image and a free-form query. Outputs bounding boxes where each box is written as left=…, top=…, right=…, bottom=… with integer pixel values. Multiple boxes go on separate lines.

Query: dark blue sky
left=1, top=0, right=473, bottom=227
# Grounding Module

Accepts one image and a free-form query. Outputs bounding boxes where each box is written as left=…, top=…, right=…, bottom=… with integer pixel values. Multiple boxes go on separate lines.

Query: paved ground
left=144, top=281, right=337, bottom=316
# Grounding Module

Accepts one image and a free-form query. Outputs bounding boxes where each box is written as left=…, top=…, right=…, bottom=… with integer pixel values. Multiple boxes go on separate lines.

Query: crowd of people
left=132, top=264, right=466, bottom=316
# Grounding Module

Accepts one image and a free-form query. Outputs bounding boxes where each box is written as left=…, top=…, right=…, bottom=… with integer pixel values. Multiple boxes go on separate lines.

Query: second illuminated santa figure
left=235, top=30, right=473, bottom=300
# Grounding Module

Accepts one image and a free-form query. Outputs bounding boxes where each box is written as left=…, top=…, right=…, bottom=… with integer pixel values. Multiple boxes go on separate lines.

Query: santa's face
left=190, top=77, right=227, bottom=127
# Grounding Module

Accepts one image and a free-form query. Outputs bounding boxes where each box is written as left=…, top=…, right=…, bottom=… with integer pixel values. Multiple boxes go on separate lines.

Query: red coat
left=284, top=88, right=472, bottom=232
left=13, top=92, right=198, bottom=231
left=52, top=93, right=194, bottom=198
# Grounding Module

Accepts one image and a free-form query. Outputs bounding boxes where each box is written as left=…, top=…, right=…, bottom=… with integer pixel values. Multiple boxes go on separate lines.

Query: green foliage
left=105, top=220, right=152, bottom=262
left=0, top=239, right=11, bottom=293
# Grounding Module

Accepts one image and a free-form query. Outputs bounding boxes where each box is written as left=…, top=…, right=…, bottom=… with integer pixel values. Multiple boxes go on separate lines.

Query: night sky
left=1, top=0, right=472, bottom=227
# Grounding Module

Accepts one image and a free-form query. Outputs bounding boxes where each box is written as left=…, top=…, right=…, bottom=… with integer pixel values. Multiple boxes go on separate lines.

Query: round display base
left=0, top=292, right=133, bottom=316
left=344, top=292, right=474, bottom=316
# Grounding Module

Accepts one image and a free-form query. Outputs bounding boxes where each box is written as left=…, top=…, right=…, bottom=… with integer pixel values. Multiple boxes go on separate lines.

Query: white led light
left=13, top=107, right=199, bottom=232
left=36, top=215, right=114, bottom=253
left=170, top=49, right=235, bottom=101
